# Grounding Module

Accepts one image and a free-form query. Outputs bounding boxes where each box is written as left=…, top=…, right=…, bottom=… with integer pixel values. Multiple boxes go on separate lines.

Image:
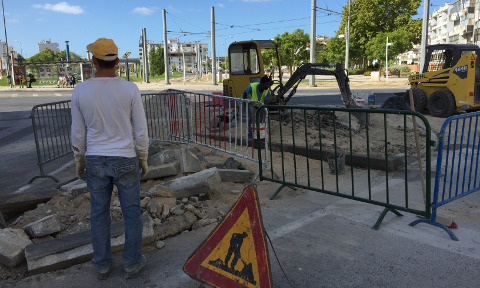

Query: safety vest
left=249, top=82, right=269, bottom=103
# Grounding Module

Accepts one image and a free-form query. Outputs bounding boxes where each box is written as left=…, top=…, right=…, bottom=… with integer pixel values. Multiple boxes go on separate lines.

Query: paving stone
left=0, top=228, right=32, bottom=267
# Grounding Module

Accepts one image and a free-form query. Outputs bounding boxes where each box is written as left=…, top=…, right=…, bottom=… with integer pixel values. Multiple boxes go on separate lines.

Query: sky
left=2, top=0, right=446, bottom=59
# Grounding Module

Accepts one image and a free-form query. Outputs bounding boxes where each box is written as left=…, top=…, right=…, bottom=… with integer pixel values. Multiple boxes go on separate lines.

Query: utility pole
left=420, top=0, right=430, bottom=73
left=142, top=28, right=149, bottom=83
left=211, top=6, right=216, bottom=85
left=345, top=0, right=351, bottom=71
left=2, top=0, right=12, bottom=87
left=163, top=9, right=169, bottom=85
left=309, top=0, right=316, bottom=87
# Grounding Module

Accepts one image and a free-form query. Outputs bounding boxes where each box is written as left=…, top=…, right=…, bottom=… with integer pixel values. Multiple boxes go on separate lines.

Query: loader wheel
left=405, top=88, right=428, bottom=113
left=428, top=89, right=456, bottom=117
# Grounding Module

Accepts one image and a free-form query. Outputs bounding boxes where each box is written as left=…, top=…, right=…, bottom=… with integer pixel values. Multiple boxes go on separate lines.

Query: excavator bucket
left=380, top=92, right=411, bottom=111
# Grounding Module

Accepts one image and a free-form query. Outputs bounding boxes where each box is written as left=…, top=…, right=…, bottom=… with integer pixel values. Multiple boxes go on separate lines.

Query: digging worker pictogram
left=224, top=231, right=248, bottom=269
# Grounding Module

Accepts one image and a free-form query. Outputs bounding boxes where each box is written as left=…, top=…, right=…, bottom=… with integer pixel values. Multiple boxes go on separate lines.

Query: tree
left=338, top=0, right=422, bottom=66
left=149, top=46, right=165, bottom=76
left=316, top=37, right=345, bottom=64
left=365, top=30, right=415, bottom=67
left=273, top=29, right=310, bottom=74
left=26, top=49, right=84, bottom=63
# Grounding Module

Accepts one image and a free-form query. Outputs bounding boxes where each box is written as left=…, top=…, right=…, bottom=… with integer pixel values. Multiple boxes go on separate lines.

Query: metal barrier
left=141, top=92, right=190, bottom=143
left=29, top=91, right=268, bottom=183
left=257, top=105, right=433, bottom=229
left=29, top=100, right=72, bottom=183
left=167, top=89, right=268, bottom=164
left=409, top=111, right=480, bottom=240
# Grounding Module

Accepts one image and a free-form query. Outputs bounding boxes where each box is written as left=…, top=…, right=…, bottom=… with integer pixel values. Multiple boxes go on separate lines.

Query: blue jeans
left=85, top=156, right=143, bottom=272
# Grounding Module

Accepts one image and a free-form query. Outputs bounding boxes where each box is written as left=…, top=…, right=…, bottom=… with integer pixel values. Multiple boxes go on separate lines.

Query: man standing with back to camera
left=70, top=38, right=149, bottom=280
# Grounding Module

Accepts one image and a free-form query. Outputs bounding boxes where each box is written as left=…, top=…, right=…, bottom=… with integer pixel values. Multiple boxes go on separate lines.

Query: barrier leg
left=270, top=184, right=297, bottom=200
left=28, top=175, right=59, bottom=184
left=372, top=207, right=403, bottom=230
left=409, top=219, right=459, bottom=241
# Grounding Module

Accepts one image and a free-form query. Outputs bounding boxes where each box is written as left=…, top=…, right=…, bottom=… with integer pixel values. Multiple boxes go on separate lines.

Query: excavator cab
left=222, top=40, right=281, bottom=99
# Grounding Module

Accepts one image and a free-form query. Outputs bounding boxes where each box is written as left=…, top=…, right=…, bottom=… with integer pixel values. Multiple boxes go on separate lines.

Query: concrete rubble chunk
left=142, top=161, right=181, bottom=180
left=217, top=169, right=251, bottom=183
left=59, top=180, right=88, bottom=198
left=222, top=157, right=245, bottom=170
left=180, top=148, right=202, bottom=173
left=146, top=198, right=176, bottom=219
left=148, top=185, right=174, bottom=198
left=162, top=167, right=222, bottom=199
left=23, top=215, right=61, bottom=238
left=148, top=149, right=178, bottom=166
left=25, top=214, right=154, bottom=275
left=153, top=211, right=197, bottom=240
left=0, top=228, right=33, bottom=267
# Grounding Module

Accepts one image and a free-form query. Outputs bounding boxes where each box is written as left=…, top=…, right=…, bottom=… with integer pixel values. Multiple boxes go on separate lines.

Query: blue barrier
left=410, top=111, right=480, bottom=240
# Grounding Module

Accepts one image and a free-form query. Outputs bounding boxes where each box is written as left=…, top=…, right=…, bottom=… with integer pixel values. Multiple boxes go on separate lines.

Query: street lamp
left=386, top=36, right=393, bottom=82
left=122, top=52, right=131, bottom=81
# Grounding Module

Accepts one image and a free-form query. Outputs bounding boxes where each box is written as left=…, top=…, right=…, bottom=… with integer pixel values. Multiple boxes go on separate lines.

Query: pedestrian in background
left=27, top=73, right=35, bottom=88
left=70, top=38, right=149, bottom=280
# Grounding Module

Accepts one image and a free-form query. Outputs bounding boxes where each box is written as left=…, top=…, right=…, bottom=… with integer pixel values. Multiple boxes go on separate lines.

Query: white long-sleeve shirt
left=71, top=77, right=149, bottom=157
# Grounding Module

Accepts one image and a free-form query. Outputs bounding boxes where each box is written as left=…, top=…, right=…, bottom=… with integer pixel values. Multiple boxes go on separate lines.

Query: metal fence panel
left=167, top=89, right=268, bottom=164
left=29, top=100, right=72, bottom=183
left=410, top=111, right=480, bottom=240
left=257, top=105, right=433, bottom=229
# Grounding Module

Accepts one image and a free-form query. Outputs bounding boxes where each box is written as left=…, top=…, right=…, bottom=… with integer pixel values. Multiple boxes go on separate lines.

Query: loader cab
left=223, top=40, right=280, bottom=98
left=423, top=44, right=480, bottom=73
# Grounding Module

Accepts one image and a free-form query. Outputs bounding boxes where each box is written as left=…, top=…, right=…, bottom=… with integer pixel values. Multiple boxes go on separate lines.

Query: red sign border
left=184, top=185, right=272, bottom=287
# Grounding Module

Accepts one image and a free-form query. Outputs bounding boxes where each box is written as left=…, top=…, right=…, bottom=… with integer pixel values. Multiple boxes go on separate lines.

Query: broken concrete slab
left=23, top=215, right=61, bottom=238
left=142, top=161, right=181, bottom=180
left=0, top=228, right=32, bottom=267
left=25, top=214, right=154, bottom=275
left=161, top=167, right=221, bottom=199
left=180, top=148, right=201, bottom=173
left=148, top=149, right=178, bottom=166
left=59, top=180, right=88, bottom=198
left=217, top=169, right=251, bottom=183
left=153, top=211, right=197, bottom=240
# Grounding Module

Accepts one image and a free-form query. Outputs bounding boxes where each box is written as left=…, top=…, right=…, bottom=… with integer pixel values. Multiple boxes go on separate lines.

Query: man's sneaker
left=96, top=265, right=111, bottom=280
left=125, top=255, right=146, bottom=279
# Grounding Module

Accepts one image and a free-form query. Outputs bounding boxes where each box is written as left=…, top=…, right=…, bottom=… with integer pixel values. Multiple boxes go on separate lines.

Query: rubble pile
left=0, top=142, right=253, bottom=280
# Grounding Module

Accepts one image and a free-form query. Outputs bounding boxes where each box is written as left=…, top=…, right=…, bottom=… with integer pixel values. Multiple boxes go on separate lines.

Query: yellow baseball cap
left=86, top=38, right=118, bottom=61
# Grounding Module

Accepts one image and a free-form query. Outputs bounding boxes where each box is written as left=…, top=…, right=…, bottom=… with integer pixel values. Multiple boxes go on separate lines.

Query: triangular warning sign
left=184, top=185, right=272, bottom=288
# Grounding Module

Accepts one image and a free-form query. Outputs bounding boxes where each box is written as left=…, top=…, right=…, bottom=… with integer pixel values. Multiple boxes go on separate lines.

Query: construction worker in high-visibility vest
left=242, top=75, right=273, bottom=139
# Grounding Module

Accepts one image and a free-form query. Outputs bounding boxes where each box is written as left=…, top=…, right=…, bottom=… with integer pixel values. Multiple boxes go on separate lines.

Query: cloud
left=33, top=2, right=84, bottom=14
left=132, top=7, right=156, bottom=15
left=217, top=3, right=225, bottom=8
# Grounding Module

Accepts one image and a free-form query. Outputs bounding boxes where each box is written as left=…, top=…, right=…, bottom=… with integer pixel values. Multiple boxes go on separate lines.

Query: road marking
left=32, top=93, right=39, bottom=97
left=12, top=94, right=18, bottom=98
left=55, top=93, right=62, bottom=96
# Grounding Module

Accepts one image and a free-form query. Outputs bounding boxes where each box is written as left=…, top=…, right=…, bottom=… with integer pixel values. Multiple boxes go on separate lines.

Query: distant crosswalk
left=1, top=93, right=69, bottom=98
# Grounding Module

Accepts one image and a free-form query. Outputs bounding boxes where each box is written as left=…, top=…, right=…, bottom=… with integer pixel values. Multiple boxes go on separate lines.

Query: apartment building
left=139, top=39, right=208, bottom=73
left=396, top=0, right=479, bottom=65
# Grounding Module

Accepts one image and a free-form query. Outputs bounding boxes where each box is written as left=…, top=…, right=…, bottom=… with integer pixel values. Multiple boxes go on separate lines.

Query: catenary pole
left=309, top=0, right=316, bottom=86
left=211, top=6, right=216, bottom=85
left=420, top=0, right=429, bottom=72
left=163, top=9, right=170, bottom=84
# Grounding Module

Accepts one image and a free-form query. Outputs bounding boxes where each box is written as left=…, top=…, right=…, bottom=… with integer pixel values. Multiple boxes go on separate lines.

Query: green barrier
left=256, top=105, right=433, bottom=229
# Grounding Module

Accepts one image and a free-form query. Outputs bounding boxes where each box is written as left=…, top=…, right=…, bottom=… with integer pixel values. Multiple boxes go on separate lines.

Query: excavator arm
left=270, top=63, right=357, bottom=108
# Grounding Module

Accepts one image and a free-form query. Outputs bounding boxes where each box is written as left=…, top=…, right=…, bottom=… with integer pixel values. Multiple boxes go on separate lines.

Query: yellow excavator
left=408, top=44, right=480, bottom=117
left=222, top=40, right=358, bottom=108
